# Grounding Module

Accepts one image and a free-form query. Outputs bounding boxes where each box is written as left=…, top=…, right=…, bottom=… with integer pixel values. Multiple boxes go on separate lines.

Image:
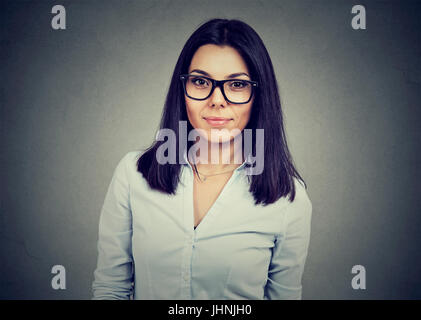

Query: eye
left=229, top=81, right=249, bottom=89
left=191, top=77, right=209, bottom=87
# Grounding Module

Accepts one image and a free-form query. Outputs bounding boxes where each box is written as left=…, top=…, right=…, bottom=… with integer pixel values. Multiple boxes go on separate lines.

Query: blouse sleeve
left=92, top=153, right=134, bottom=299
left=264, top=179, right=313, bottom=300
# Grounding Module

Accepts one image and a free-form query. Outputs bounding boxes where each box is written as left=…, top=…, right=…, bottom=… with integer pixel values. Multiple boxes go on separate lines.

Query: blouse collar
left=182, top=149, right=253, bottom=173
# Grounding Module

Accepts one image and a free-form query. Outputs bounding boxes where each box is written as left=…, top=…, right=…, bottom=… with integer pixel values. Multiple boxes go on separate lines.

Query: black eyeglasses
left=179, top=74, right=258, bottom=104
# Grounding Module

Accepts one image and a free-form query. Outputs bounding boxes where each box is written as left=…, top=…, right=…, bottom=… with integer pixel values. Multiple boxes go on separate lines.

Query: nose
left=209, top=85, right=227, bottom=107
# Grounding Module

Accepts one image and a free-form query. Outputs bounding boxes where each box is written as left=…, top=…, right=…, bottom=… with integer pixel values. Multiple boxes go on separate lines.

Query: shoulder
left=112, top=150, right=145, bottom=180
left=122, top=150, right=144, bottom=164
left=291, top=177, right=312, bottom=214
left=281, top=177, right=313, bottom=232
left=118, top=150, right=144, bottom=169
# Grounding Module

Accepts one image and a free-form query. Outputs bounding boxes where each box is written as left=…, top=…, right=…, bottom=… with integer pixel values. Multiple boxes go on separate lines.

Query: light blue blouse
left=92, top=150, right=312, bottom=300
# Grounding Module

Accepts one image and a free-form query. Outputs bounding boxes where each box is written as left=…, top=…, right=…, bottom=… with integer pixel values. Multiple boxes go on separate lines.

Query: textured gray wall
left=1, top=0, right=420, bottom=299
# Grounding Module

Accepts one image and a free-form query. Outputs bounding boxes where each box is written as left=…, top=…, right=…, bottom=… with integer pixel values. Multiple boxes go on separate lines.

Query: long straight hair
left=137, top=18, right=306, bottom=205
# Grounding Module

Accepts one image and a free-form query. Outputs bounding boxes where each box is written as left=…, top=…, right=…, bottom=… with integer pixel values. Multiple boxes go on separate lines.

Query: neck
left=189, top=138, right=244, bottom=175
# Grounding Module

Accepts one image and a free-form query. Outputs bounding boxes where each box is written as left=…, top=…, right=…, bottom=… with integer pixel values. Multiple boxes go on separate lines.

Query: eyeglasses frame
left=179, top=74, right=258, bottom=105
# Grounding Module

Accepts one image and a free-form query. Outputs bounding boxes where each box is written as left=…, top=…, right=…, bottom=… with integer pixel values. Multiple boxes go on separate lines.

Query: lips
left=203, top=117, right=233, bottom=127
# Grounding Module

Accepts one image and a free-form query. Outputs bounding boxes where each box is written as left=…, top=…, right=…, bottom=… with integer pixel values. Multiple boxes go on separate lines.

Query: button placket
left=180, top=166, right=194, bottom=299
left=180, top=241, right=193, bottom=298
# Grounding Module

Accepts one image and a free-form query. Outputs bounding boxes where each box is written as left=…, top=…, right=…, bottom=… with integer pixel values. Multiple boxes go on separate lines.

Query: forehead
left=188, top=44, right=249, bottom=77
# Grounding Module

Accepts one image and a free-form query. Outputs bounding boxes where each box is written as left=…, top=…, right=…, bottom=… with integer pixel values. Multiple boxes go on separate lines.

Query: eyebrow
left=189, top=69, right=250, bottom=79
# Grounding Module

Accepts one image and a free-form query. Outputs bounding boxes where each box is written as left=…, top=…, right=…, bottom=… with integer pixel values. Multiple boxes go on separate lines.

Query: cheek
left=234, top=105, right=253, bottom=129
left=186, top=100, right=203, bottom=126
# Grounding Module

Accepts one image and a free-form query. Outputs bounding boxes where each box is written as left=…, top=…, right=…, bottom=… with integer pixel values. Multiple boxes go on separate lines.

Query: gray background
left=1, top=0, right=420, bottom=299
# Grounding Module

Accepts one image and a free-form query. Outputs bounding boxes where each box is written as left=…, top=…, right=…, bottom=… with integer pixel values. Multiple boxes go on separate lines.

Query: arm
left=92, top=153, right=134, bottom=299
left=264, top=180, right=313, bottom=300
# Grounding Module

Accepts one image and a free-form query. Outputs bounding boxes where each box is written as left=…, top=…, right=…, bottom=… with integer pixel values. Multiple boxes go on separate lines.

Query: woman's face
left=185, top=44, right=254, bottom=144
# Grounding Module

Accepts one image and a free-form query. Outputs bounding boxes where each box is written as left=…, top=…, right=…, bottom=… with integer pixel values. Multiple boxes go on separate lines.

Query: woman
left=92, top=18, right=312, bottom=300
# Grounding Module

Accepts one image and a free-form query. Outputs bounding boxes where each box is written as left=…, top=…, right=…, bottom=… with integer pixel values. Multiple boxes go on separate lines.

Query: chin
left=206, top=134, right=236, bottom=144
